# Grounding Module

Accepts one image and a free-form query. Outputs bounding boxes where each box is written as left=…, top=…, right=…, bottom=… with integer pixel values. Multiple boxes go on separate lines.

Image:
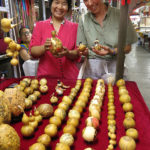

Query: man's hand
left=92, top=44, right=111, bottom=56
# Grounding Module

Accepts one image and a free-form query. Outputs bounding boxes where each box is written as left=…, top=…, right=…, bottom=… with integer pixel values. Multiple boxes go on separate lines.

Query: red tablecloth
left=0, top=78, right=150, bottom=150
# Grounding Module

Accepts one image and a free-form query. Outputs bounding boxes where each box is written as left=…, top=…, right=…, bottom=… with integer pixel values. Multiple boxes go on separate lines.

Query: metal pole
left=115, top=0, right=129, bottom=81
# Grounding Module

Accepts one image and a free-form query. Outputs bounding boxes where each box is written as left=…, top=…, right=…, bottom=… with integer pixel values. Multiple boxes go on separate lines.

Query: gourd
left=78, top=42, right=86, bottom=52
left=63, top=124, right=76, bottom=136
left=49, top=116, right=62, bottom=127
left=50, top=30, right=63, bottom=55
left=2, top=88, right=25, bottom=116
left=0, top=124, right=20, bottom=150
left=55, top=143, right=70, bottom=150
left=29, top=143, right=46, bottom=150
left=82, top=126, right=96, bottom=142
left=119, top=94, right=131, bottom=104
left=59, top=133, right=74, bottom=146
left=37, top=134, right=51, bottom=147
left=119, top=136, right=136, bottom=150
left=123, top=118, right=136, bottom=129
left=44, top=124, right=58, bottom=137
left=21, top=125, right=34, bottom=137
left=116, top=79, right=125, bottom=87
left=126, top=128, right=138, bottom=140
left=123, top=103, right=133, bottom=112
left=37, top=104, right=53, bottom=118
left=0, top=97, right=11, bottom=124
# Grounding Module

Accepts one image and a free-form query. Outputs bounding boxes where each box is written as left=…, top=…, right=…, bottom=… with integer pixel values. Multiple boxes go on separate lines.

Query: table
left=0, top=77, right=150, bottom=150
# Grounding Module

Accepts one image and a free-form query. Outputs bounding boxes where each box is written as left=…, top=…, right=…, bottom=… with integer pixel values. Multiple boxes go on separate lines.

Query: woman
left=30, top=0, right=79, bottom=79
left=77, top=0, right=137, bottom=79
left=19, top=27, right=32, bottom=75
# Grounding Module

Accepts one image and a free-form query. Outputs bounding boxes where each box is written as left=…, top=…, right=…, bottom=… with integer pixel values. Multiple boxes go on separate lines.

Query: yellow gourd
left=123, top=117, right=136, bottom=129
left=123, top=103, right=133, bottom=112
left=119, top=136, right=136, bottom=150
left=126, top=128, right=138, bottom=140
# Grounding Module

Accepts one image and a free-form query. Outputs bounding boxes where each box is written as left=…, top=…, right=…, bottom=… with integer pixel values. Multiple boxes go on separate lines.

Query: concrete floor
left=125, top=44, right=150, bottom=110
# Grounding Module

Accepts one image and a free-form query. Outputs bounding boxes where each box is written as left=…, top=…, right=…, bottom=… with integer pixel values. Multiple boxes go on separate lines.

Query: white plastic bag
left=23, top=59, right=39, bottom=76
left=101, top=61, right=115, bottom=85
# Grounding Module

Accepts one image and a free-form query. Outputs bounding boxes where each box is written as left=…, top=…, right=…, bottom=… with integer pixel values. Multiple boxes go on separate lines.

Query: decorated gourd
left=59, top=133, right=74, bottom=146
left=0, top=97, right=11, bottom=124
left=2, top=88, right=25, bottom=116
left=50, top=30, right=63, bottom=54
left=37, top=104, right=53, bottom=118
left=0, top=124, right=20, bottom=150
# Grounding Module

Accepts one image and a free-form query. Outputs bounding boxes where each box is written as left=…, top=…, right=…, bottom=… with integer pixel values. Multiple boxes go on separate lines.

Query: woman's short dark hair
left=49, top=0, right=72, bottom=15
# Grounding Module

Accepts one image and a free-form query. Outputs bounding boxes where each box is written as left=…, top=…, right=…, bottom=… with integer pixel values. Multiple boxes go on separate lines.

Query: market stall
left=0, top=77, right=150, bottom=150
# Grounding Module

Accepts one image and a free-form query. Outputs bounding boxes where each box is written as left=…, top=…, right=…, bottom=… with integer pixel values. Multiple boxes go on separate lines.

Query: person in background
left=30, top=0, right=79, bottom=79
left=19, top=27, right=32, bottom=75
left=77, top=0, right=137, bottom=79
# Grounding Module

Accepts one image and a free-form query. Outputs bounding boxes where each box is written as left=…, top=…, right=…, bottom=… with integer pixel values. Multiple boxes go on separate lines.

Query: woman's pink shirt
left=30, top=18, right=79, bottom=79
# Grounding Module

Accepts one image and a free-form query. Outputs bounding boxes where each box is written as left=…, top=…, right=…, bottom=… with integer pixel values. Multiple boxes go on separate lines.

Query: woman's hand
left=77, top=47, right=88, bottom=56
left=53, top=47, right=69, bottom=58
left=92, top=44, right=111, bottom=56
left=44, top=38, right=52, bottom=51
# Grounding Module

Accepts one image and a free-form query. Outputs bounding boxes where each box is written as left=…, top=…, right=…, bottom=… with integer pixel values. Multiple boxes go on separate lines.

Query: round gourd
left=0, top=124, right=20, bottom=150
left=119, top=136, right=136, bottom=150
left=28, top=94, right=37, bottom=103
left=44, top=124, right=57, bottom=137
left=49, top=116, right=62, bottom=127
left=86, top=116, right=99, bottom=129
left=82, top=126, right=96, bottom=142
left=68, top=109, right=80, bottom=120
left=25, top=98, right=33, bottom=109
left=125, top=112, right=135, bottom=119
left=39, top=78, right=47, bottom=85
left=33, top=91, right=41, bottom=99
left=116, top=79, right=125, bottom=87
left=59, top=133, right=74, bottom=146
left=119, top=94, right=131, bottom=104
left=21, top=125, right=34, bottom=137
left=31, top=79, right=39, bottom=85
left=89, top=109, right=101, bottom=120
left=119, top=88, right=128, bottom=96
left=37, top=134, right=51, bottom=147
left=72, top=105, right=83, bottom=113
left=123, top=103, right=133, bottom=112
left=126, top=128, right=138, bottom=140
left=84, top=148, right=94, bottom=150
left=50, top=96, right=58, bottom=104
left=123, top=118, right=136, bottom=129
left=2, top=88, right=25, bottom=116
left=67, top=118, right=79, bottom=128
left=54, top=108, right=66, bottom=120
left=58, top=102, right=69, bottom=111
left=0, top=98, right=11, bottom=124
left=30, top=83, right=39, bottom=90
left=37, top=104, right=53, bottom=118
left=63, top=124, right=76, bottom=136
left=55, top=143, right=70, bottom=150
left=29, top=143, right=46, bottom=150
left=75, top=100, right=86, bottom=108
left=62, top=96, right=72, bottom=105
left=24, top=87, right=33, bottom=96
